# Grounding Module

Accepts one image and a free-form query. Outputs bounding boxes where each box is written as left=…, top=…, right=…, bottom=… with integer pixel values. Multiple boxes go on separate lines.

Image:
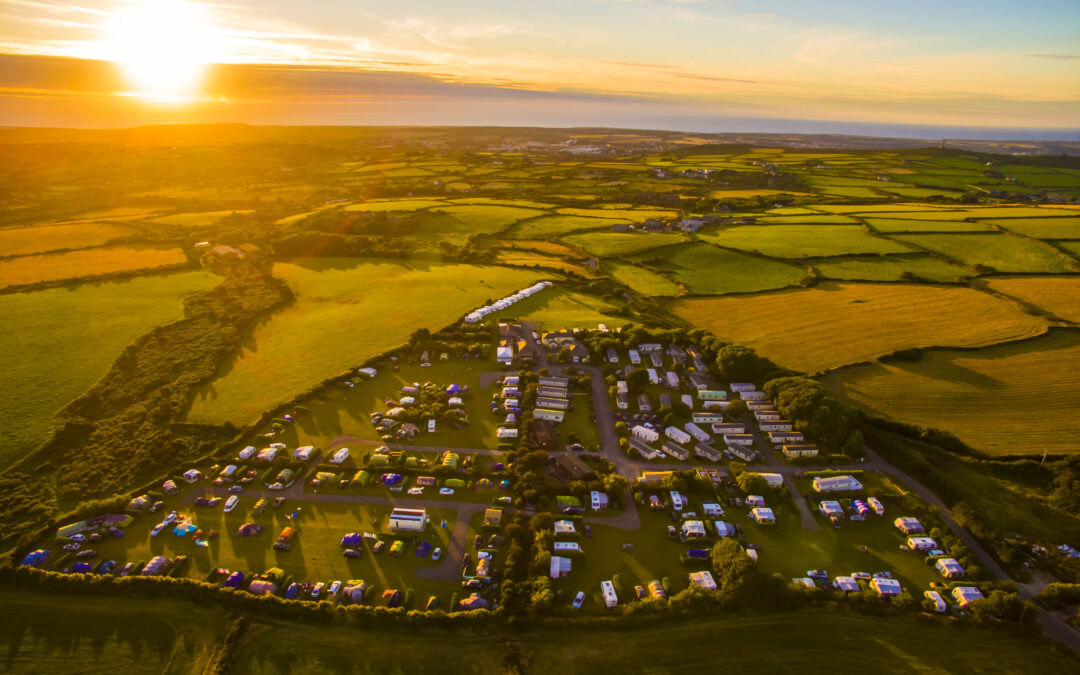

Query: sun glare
left=104, top=1, right=217, bottom=101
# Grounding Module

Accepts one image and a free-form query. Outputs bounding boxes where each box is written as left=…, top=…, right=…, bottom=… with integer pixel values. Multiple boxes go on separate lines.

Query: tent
left=383, top=589, right=402, bottom=608
left=445, top=384, right=462, bottom=396
left=344, top=583, right=367, bottom=604
left=21, top=550, right=49, bottom=567
left=223, top=571, right=245, bottom=588
left=236, top=523, right=263, bottom=537
left=341, top=533, right=363, bottom=547
left=425, top=596, right=440, bottom=611
left=382, top=473, right=403, bottom=486
left=459, top=593, right=488, bottom=610
left=173, top=522, right=197, bottom=536
left=72, top=562, right=93, bottom=573
left=416, top=542, right=431, bottom=557
left=285, top=583, right=301, bottom=599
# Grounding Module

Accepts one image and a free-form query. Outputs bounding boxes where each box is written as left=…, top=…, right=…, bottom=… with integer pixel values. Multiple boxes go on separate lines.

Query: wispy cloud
left=1027, top=53, right=1080, bottom=60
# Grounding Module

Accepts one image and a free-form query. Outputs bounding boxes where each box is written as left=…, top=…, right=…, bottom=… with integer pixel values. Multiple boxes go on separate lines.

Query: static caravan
left=759, top=420, right=793, bottom=432
left=631, top=438, right=659, bottom=460
left=616, top=392, right=629, bottom=410
left=746, top=400, right=773, bottom=411
left=723, top=433, right=754, bottom=446
left=812, top=475, right=862, bottom=492
left=537, top=397, right=570, bottom=410
left=637, top=394, right=652, bottom=412
left=606, top=348, right=619, bottom=364
left=769, top=431, right=804, bottom=444
left=616, top=380, right=629, bottom=393
left=698, top=390, right=727, bottom=401
left=727, top=444, right=756, bottom=463
left=695, top=443, right=724, bottom=462
left=681, top=394, right=695, bottom=409
left=783, top=444, right=820, bottom=458
left=756, top=472, right=784, bottom=488
left=661, top=441, right=689, bottom=461
left=730, top=382, right=755, bottom=393
left=665, top=371, right=680, bottom=389
left=539, top=376, right=569, bottom=388
left=711, top=422, right=746, bottom=435
left=638, top=343, right=662, bottom=353
left=692, top=412, right=725, bottom=424
left=628, top=349, right=641, bottom=365
left=632, top=425, right=660, bottom=443
left=684, top=422, right=711, bottom=444
left=538, top=387, right=568, bottom=399
left=534, top=408, right=566, bottom=422
left=665, top=426, right=692, bottom=445
left=754, top=410, right=782, bottom=421
left=646, top=369, right=660, bottom=385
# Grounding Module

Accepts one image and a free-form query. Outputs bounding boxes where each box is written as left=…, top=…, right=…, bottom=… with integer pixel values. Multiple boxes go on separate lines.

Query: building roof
left=551, top=453, right=595, bottom=482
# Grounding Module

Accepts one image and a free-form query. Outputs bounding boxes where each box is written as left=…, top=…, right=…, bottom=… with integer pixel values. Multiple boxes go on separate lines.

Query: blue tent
left=687, top=549, right=709, bottom=559
left=445, top=384, right=462, bottom=396
left=72, top=562, right=93, bottom=573
left=341, top=533, right=363, bottom=547
left=416, top=542, right=431, bottom=557
left=285, top=583, right=301, bottom=599
left=223, top=571, right=245, bottom=588
left=21, top=550, right=49, bottom=567
left=382, top=473, right=403, bottom=486
left=173, top=523, right=197, bottom=536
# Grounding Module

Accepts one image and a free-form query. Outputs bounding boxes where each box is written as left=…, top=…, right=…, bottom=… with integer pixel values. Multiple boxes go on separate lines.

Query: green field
left=492, top=286, right=626, bottom=329
left=0, top=246, right=189, bottom=288
left=605, top=259, right=682, bottom=296
left=672, top=282, right=1049, bottom=373
left=987, top=217, right=1080, bottom=239
left=144, top=210, right=254, bottom=227
left=865, top=218, right=993, bottom=232
left=555, top=207, right=677, bottom=220
left=890, top=233, right=1074, bottom=273
left=187, top=259, right=542, bottom=425
left=985, top=276, right=1080, bottom=323
left=7, top=587, right=1066, bottom=675
left=427, top=204, right=548, bottom=236
left=0, top=270, right=220, bottom=469
left=0, top=222, right=133, bottom=257
left=0, top=589, right=229, bottom=674
left=1058, top=241, right=1080, bottom=259
left=811, top=254, right=971, bottom=282
left=562, top=231, right=685, bottom=257
left=698, top=224, right=909, bottom=258
left=344, top=200, right=448, bottom=212
left=632, top=243, right=806, bottom=295
left=822, top=329, right=1080, bottom=455
left=505, top=215, right=629, bottom=240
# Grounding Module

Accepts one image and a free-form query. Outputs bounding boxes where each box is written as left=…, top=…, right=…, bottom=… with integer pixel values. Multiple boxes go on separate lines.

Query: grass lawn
left=495, top=251, right=595, bottom=276
left=1057, top=241, right=1080, bottom=259
left=698, top=224, right=909, bottom=258
left=44, top=484, right=468, bottom=607
left=562, top=231, right=686, bottom=257
left=671, top=281, right=1050, bottom=374
left=605, top=259, right=682, bottom=296
left=267, top=359, right=506, bottom=451
left=632, top=243, right=806, bottom=295
left=0, top=246, right=188, bottom=288
left=0, top=270, right=220, bottom=469
left=555, top=207, right=678, bottom=221
left=186, top=258, right=543, bottom=425
left=985, top=276, right=1080, bottom=323
left=0, top=222, right=133, bottom=257
left=810, top=254, right=971, bottom=282
left=491, top=286, right=627, bottom=329
left=427, top=204, right=549, bottom=236
left=889, top=233, right=1074, bottom=273
left=504, top=215, right=628, bottom=240
left=821, top=330, right=1080, bottom=456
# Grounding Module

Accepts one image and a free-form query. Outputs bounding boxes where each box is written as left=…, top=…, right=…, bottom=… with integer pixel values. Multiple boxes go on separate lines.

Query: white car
left=328, top=580, right=342, bottom=596
left=312, top=582, right=324, bottom=598
left=572, top=591, right=585, bottom=609
left=408, top=487, right=424, bottom=496
left=439, top=488, right=455, bottom=496
left=223, top=495, right=239, bottom=513
left=162, top=511, right=178, bottom=525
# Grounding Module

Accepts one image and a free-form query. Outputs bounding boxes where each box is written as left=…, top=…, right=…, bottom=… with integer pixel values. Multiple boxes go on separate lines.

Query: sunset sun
left=104, top=0, right=217, bottom=101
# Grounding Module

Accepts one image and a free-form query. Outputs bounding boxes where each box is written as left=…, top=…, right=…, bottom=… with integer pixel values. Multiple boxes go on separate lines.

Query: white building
left=812, top=475, right=863, bottom=493
left=759, top=420, right=793, bottom=432
left=389, top=508, right=428, bottom=532
left=952, top=586, right=984, bottom=607
left=689, top=570, right=716, bottom=591
left=182, top=469, right=202, bottom=483
left=329, top=447, right=350, bottom=464
left=681, top=520, right=706, bottom=538
left=496, top=427, right=518, bottom=439
left=907, top=536, right=938, bottom=551
left=681, top=394, right=695, bottom=409
left=631, top=425, right=660, bottom=443
left=293, top=446, right=314, bottom=462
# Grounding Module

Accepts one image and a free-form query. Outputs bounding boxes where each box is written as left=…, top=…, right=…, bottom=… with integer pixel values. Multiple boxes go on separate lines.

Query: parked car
left=851, top=572, right=872, bottom=581
left=439, top=488, right=455, bottom=496
left=150, top=523, right=165, bottom=537
left=807, top=570, right=828, bottom=580
left=273, top=542, right=291, bottom=551
left=373, top=541, right=385, bottom=554
left=62, top=542, right=81, bottom=551
left=311, top=582, right=325, bottom=598
left=432, top=548, right=442, bottom=561
left=584, top=525, right=592, bottom=537
left=344, top=548, right=363, bottom=559
left=228, top=485, right=243, bottom=494
left=408, top=487, right=424, bottom=496
left=328, top=580, right=342, bottom=596
left=75, top=549, right=97, bottom=559
left=572, top=591, right=585, bottom=609
left=272, top=497, right=285, bottom=508
left=873, top=572, right=893, bottom=579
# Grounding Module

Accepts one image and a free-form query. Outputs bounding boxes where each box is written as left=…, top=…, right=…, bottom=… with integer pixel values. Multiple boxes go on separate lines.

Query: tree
left=724, top=398, right=748, bottom=420
left=736, top=472, right=769, bottom=495
left=842, top=430, right=865, bottom=460
left=603, top=473, right=629, bottom=496
left=711, top=539, right=756, bottom=600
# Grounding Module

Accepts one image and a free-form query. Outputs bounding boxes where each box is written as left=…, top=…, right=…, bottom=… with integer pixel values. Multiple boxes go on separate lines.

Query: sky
left=1, top=0, right=1078, bottom=136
